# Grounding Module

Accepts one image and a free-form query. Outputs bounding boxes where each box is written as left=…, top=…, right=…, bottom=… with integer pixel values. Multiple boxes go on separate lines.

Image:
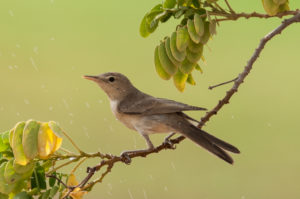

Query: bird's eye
left=108, top=76, right=115, bottom=82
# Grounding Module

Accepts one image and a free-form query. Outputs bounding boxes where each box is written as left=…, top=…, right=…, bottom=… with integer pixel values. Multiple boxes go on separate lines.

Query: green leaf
left=160, top=12, right=172, bottom=23
left=13, top=192, right=32, bottom=199
left=12, top=122, right=29, bottom=166
left=31, top=165, right=46, bottom=190
left=0, top=137, right=9, bottom=153
left=49, top=186, right=59, bottom=198
left=2, top=131, right=10, bottom=145
left=174, top=9, right=185, bottom=19
left=22, top=120, right=40, bottom=160
left=0, top=192, right=8, bottom=199
left=163, top=0, right=176, bottom=8
left=0, top=162, right=15, bottom=195
left=192, top=0, right=200, bottom=8
left=151, top=4, right=163, bottom=12
left=41, top=190, right=50, bottom=199
left=49, top=172, right=56, bottom=187
left=47, top=121, right=63, bottom=139
left=13, top=160, right=34, bottom=174
left=139, top=14, right=150, bottom=38
left=4, top=159, right=32, bottom=184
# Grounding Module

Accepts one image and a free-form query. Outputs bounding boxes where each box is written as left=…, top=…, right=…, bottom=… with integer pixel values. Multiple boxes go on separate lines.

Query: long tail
left=177, top=121, right=240, bottom=164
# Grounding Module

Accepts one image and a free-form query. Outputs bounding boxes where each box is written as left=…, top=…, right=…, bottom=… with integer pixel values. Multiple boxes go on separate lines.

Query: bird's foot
left=163, top=138, right=176, bottom=150
left=120, top=152, right=131, bottom=165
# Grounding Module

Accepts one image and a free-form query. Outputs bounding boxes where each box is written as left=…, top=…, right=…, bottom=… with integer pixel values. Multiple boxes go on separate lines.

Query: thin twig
left=61, top=130, right=84, bottom=154
left=46, top=174, right=68, bottom=188
left=209, top=77, right=238, bottom=90
left=224, top=0, right=235, bottom=13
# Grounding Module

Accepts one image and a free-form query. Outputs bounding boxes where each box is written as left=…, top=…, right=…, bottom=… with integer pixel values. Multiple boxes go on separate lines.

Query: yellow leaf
left=62, top=174, right=87, bottom=199
left=67, top=173, right=78, bottom=187
left=38, top=123, right=57, bottom=159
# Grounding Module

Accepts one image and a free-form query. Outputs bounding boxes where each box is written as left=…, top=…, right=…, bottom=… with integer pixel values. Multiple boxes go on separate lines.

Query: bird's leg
left=163, top=132, right=176, bottom=149
left=120, top=134, right=154, bottom=164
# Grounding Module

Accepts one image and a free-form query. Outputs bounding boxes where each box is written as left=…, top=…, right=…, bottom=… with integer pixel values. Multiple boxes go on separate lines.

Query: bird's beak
left=83, top=75, right=99, bottom=82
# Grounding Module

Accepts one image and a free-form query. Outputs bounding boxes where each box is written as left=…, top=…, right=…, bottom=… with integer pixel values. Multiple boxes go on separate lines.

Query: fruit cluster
left=0, top=120, right=63, bottom=196
left=155, top=13, right=216, bottom=91
left=262, top=0, right=289, bottom=16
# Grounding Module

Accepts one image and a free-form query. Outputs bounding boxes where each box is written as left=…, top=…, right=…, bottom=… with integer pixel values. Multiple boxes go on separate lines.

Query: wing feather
left=118, top=92, right=206, bottom=115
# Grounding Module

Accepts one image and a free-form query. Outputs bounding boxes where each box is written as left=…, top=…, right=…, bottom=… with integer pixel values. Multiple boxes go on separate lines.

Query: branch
left=198, top=11, right=300, bottom=128
left=60, top=11, right=300, bottom=197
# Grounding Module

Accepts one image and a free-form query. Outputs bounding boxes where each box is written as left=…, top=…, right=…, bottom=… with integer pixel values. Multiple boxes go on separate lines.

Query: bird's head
left=83, top=72, right=136, bottom=101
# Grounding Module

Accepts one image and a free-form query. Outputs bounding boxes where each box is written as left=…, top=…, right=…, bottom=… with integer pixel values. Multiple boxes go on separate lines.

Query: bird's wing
left=118, top=93, right=206, bottom=115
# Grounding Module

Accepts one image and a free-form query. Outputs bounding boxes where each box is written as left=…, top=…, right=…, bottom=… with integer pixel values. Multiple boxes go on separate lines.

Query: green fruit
left=154, top=46, right=171, bottom=80
left=188, top=39, right=203, bottom=53
left=186, top=48, right=202, bottom=63
left=187, top=19, right=201, bottom=43
left=170, top=32, right=186, bottom=62
left=187, top=73, right=196, bottom=85
left=180, top=58, right=196, bottom=74
left=176, top=26, right=190, bottom=51
left=195, top=63, right=203, bottom=73
left=173, top=70, right=189, bottom=92
left=158, top=42, right=177, bottom=75
left=165, top=37, right=181, bottom=67
left=262, top=0, right=279, bottom=16
left=278, top=1, right=289, bottom=12
left=199, top=22, right=210, bottom=44
left=272, top=0, right=287, bottom=5
left=12, top=122, right=29, bottom=166
left=163, top=0, right=176, bottom=8
left=22, top=120, right=40, bottom=160
left=194, top=13, right=204, bottom=37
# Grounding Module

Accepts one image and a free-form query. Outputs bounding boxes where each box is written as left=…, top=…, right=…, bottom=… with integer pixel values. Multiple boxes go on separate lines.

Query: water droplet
left=85, top=102, right=90, bottom=108
left=142, top=189, right=148, bottom=199
left=8, top=10, right=14, bottom=17
left=33, top=46, right=39, bottom=54
left=50, top=37, right=55, bottom=41
left=128, top=189, right=134, bottom=199
left=49, top=106, right=53, bottom=111
left=164, top=186, right=168, bottom=191
left=24, top=99, right=30, bottom=105
left=170, top=162, right=176, bottom=170
left=62, top=98, right=69, bottom=109
left=16, top=44, right=21, bottom=48
left=29, top=57, right=38, bottom=71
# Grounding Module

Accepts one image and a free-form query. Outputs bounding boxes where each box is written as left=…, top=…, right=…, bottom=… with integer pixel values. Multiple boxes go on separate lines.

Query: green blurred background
left=1, top=0, right=300, bottom=198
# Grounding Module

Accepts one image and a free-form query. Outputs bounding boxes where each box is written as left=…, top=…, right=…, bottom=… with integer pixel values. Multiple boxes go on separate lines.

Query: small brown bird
left=83, top=72, right=239, bottom=164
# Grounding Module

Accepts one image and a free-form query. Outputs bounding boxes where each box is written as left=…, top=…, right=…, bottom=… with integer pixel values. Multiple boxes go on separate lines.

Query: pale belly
left=110, top=101, right=174, bottom=134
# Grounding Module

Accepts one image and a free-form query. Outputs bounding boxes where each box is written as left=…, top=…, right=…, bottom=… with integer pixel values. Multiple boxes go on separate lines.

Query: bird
left=83, top=72, right=240, bottom=164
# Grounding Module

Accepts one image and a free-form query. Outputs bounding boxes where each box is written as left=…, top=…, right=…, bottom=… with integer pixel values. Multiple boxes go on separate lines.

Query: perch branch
left=59, top=11, right=300, bottom=198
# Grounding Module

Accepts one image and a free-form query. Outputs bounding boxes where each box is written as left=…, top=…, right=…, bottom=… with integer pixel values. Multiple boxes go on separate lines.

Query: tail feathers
left=180, top=124, right=238, bottom=164
left=200, top=129, right=240, bottom=154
